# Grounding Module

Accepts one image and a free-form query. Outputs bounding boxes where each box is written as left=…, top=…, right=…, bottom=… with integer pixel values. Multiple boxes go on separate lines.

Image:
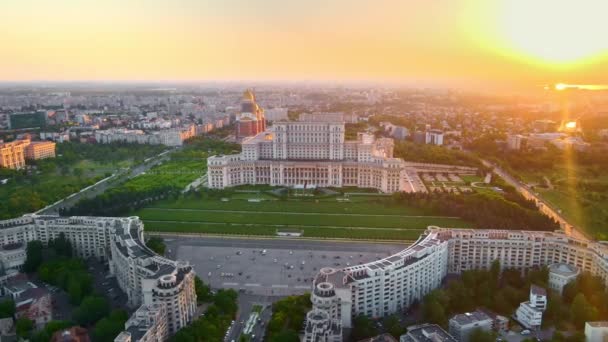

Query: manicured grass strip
left=136, top=208, right=471, bottom=229
left=144, top=221, right=424, bottom=241
left=152, top=198, right=431, bottom=216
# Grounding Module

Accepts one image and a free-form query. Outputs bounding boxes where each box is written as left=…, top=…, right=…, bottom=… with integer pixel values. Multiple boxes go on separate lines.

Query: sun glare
left=498, top=0, right=608, bottom=65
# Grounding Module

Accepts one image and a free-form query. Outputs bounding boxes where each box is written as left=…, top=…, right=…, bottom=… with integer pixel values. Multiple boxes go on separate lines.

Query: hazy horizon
left=2, top=0, right=607, bottom=91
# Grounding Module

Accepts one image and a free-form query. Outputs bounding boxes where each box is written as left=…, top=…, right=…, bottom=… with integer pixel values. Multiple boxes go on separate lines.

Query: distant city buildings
left=95, top=126, right=197, bottom=147
left=507, top=134, right=525, bottom=150
left=425, top=129, right=444, bottom=146
left=264, top=107, right=289, bottom=121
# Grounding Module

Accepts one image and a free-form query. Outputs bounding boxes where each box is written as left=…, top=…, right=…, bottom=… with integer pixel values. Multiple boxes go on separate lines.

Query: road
left=480, top=159, right=588, bottom=240
left=37, top=148, right=176, bottom=215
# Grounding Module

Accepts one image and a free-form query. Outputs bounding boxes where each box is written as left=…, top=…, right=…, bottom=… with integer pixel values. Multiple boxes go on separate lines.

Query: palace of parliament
left=208, top=91, right=407, bottom=193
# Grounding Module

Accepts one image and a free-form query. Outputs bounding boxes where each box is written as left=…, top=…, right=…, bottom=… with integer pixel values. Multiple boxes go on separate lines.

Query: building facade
left=0, top=140, right=27, bottom=169
left=208, top=121, right=409, bottom=193
left=24, top=141, right=56, bottom=160
left=236, top=90, right=266, bottom=139
left=304, top=227, right=608, bottom=336
left=548, top=263, right=579, bottom=295
left=0, top=215, right=196, bottom=341
left=515, top=285, right=547, bottom=329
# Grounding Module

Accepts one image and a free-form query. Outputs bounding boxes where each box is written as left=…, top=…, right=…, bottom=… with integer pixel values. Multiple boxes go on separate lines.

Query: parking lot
left=165, top=236, right=407, bottom=296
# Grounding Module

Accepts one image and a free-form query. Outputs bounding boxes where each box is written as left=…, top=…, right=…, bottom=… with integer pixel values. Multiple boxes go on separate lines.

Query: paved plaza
left=164, top=236, right=407, bottom=296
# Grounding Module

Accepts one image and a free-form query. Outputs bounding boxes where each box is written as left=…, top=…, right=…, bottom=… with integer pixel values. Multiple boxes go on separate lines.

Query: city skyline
left=2, top=0, right=607, bottom=90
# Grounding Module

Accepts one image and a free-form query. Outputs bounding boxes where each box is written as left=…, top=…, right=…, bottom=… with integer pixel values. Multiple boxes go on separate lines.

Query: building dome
left=243, top=89, right=255, bottom=101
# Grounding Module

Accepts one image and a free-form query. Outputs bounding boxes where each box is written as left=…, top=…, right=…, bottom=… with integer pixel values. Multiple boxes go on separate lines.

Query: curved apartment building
left=307, top=227, right=608, bottom=336
left=0, top=215, right=196, bottom=341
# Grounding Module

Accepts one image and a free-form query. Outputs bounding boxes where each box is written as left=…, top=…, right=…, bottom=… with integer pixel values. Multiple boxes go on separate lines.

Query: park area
left=135, top=191, right=472, bottom=241
left=518, top=165, right=608, bottom=240
left=0, top=142, right=167, bottom=219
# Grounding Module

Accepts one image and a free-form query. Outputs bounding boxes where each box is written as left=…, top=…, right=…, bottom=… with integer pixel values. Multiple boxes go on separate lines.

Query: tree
left=16, top=318, right=34, bottom=338
left=92, top=310, right=128, bottom=342
left=24, top=240, right=44, bottom=272
left=49, top=232, right=73, bottom=258
left=351, top=315, right=378, bottom=341
left=0, top=300, right=15, bottom=318
left=146, top=236, right=166, bottom=255
left=570, top=293, right=597, bottom=329
left=267, top=329, right=299, bottom=342
left=73, top=167, right=84, bottom=178
left=383, top=315, right=405, bottom=339
left=469, top=328, right=497, bottom=342
left=73, top=295, right=110, bottom=325
left=194, top=276, right=212, bottom=303
left=214, top=289, right=238, bottom=316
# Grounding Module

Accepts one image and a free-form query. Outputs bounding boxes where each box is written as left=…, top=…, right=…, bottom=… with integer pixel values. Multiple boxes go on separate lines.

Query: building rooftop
left=530, top=285, right=547, bottom=297
left=586, top=322, right=608, bottom=328
left=450, top=310, right=492, bottom=326
left=549, top=263, right=579, bottom=276
left=402, top=324, right=457, bottom=342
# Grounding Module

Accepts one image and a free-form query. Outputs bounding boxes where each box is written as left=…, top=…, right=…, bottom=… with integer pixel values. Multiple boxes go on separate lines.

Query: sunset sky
left=2, top=0, right=607, bottom=89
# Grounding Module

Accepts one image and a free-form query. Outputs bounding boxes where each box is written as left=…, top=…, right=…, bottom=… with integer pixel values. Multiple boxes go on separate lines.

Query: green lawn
left=151, top=196, right=430, bottom=215
left=144, top=221, right=425, bottom=241
left=136, top=207, right=468, bottom=229
left=136, top=196, right=471, bottom=241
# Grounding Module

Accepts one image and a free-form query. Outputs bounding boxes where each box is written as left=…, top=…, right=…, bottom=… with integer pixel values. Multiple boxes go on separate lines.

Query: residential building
left=515, top=285, right=547, bottom=329
left=0, top=215, right=196, bottom=340
left=24, top=141, right=56, bottom=160
left=358, top=333, right=398, bottom=342
left=425, top=130, right=444, bottom=146
left=585, top=322, right=608, bottom=342
left=448, top=310, right=493, bottom=342
left=236, top=90, right=266, bottom=139
left=264, top=108, right=288, bottom=121
left=507, top=134, right=525, bottom=150
left=208, top=119, right=409, bottom=193
left=0, top=140, right=27, bottom=169
left=302, top=309, right=342, bottom=342
left=114, top=304, right=168, bottom=342
left=305, top=228, right=608, bottom=330
left=95, top=126, right=196, bottom=147
left=0, top=242, right=26, bottom=272
left=399, top=324, right=457, bottom=342
left=548, top=263, right=579, bottom=295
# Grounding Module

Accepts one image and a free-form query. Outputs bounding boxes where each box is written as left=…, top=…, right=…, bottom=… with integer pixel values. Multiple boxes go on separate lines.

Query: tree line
left=392, top=191, right=560, bottom=231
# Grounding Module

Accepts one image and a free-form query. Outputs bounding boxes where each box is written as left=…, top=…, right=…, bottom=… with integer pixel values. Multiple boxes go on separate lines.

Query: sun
left=497, top=0, right=608, bottom=65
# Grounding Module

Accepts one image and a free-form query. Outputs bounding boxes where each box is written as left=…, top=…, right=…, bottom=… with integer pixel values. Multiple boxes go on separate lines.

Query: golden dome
left=243, top=89, right=255, bottom=101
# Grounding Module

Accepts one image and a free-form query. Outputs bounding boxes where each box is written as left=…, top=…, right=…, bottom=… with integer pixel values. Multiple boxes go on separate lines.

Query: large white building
left=208, top=120, right=409, bottom=193
left=0, top=215, right=196, bottom=341
left=304, top=227, right=608, bottom=339
left=95, top=126, right=196, bottom=147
